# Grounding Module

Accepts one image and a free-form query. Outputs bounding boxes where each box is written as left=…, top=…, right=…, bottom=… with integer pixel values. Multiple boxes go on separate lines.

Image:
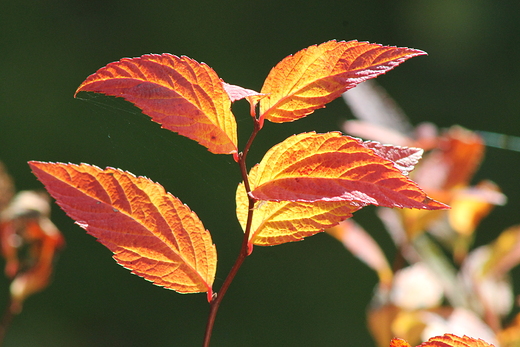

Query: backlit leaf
left=259, top=40, right=426, bottom=123
left=418, top=334, right=496, bottom=347
left=250, top=132, right=447, bottom=210
left=29, top=161, right=216, bottom=300
left=75, top=54, right=238, bottom=156
left=390, top=334, right=496, bottom=347
left=236, top=164, right=360, bottom=248
left=389, top=338, right=412, bottom=347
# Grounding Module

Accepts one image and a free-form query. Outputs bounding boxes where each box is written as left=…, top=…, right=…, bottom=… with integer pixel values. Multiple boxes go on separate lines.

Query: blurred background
left=1, top=1, right=519, bottom=346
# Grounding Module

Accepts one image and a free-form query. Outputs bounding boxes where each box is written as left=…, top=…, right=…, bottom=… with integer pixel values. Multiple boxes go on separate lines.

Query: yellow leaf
left=260, top=40, right=426, bottom=123
left=76, top=54, right=238, bottom=156
left=236, top=164, right=360, bottom=247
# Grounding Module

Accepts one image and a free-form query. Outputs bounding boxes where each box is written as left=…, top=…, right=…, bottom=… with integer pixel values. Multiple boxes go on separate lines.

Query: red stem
left=202, top=119, right=262, bottom=347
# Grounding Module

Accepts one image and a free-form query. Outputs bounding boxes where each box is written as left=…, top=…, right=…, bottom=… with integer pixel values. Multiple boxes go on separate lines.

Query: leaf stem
left=202, top=119, right=262, bottom=347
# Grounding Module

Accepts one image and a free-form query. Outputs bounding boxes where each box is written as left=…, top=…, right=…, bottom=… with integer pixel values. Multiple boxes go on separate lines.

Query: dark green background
left=1, top=1, right=519, bottom=346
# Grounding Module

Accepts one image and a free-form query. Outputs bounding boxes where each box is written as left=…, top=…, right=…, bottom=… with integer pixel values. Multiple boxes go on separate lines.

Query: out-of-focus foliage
left=327, top=80, right=518, bottom=347
left=0, top=161, right=64, bottom=342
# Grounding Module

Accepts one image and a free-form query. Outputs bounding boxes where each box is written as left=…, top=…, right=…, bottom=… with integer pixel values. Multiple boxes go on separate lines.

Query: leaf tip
left=422, top=197, right=451, bottom=210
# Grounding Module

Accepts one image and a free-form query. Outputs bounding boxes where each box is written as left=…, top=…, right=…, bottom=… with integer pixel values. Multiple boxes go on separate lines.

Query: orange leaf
left=389, top=337, right=413, bottom=347
left=259, top=40, right=426, bottom=123
left=249, top=132, right=448, bottom=210
left=418, top=334, right=496, bottom=347
left=236, top=164, right=360, bottom=249
left=449, top=180, right=505, bottom=236
left=412, top=126, right=485, bottom=191
left=29, top=161, right=216, bottom=300
left=75, top=54, right=238, bottom=156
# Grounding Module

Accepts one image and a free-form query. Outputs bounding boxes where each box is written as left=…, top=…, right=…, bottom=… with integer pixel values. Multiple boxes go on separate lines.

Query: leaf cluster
left=29, top=40, right=450, bottom=346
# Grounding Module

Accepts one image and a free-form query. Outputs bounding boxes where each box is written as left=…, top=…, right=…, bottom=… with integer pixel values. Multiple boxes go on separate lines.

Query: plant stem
left=202, top=119, right=262, bottom=347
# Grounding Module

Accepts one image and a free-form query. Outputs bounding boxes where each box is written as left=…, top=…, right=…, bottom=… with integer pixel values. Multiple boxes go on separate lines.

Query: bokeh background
left=1, top=1, right=520, bottom=346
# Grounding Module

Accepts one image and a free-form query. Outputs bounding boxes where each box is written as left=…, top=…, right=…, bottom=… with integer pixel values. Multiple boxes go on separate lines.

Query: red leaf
left=259, top=40, right=426, bottom=123
left=29, top=161, right=216, bottom=300
left=249, top=132, right=448, bottom=210
left=75, top=54, right=238, bottom=156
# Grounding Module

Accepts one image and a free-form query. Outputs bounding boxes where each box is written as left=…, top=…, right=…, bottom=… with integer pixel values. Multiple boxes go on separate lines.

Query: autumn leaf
left=249, top=132, right=448, bottom=210
left=389, top=338, right=412, bottom=347
left=236, top=164, right=361, bottom=248
left=390, top=334, right=496, bottom=347
left=259, top=40, right=426, bottom=124
left=28, top=161, right=216, bottom=300
left=75, top=54, right=238, bottom=156
left=419, top=334, right=495, bottom=347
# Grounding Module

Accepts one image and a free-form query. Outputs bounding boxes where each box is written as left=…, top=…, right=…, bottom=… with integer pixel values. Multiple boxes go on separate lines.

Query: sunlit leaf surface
left=29, top=161, right=216, bottom=299
left=260, top=40, right=426, bottom=123
left=76, top=54, right=238, bottom=155
left=250, top=132, right=447, bottom=210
